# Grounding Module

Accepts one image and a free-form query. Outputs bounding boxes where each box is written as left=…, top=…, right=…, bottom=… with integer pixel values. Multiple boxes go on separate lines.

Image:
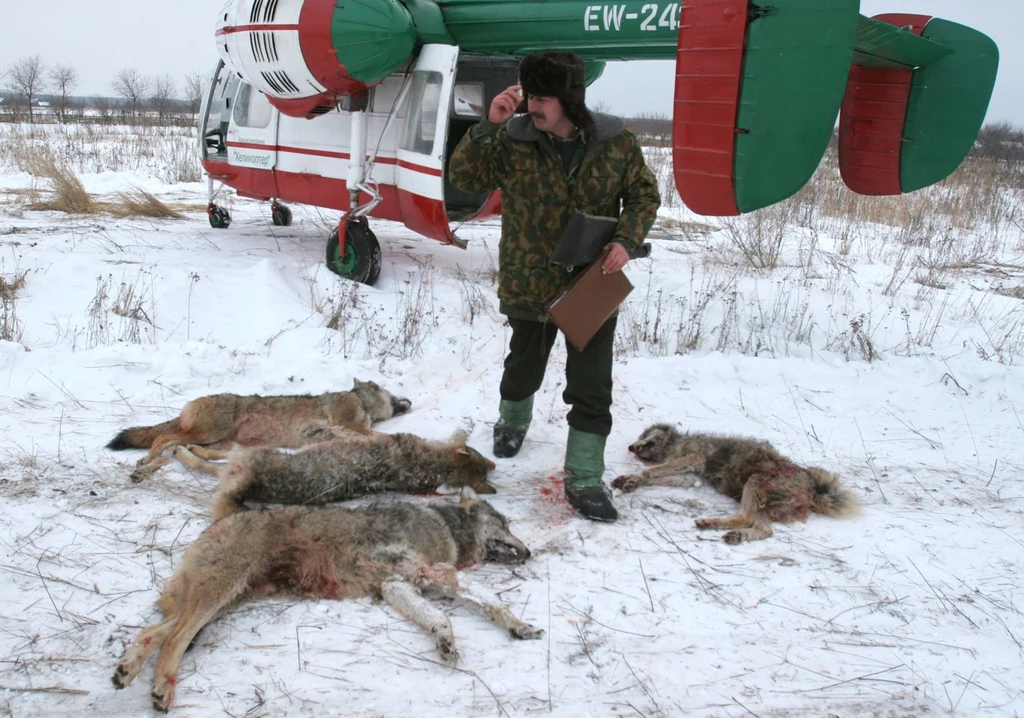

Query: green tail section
left=733, top=0, right=860, bottom=214
left=900, top=20, right=999, bottom=193
left=853, top=15, right=953, bottom=69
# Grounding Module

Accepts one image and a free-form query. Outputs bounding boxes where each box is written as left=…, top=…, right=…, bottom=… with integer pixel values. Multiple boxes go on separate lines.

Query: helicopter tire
left=208, top=204, right=231, bottom=229
left=271, top=204, right=292, bottom=227
left=325, top=221, right=381, bottom=286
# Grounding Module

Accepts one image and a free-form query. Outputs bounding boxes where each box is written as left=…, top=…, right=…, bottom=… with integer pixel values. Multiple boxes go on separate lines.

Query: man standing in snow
left=448, top=51, right=661, bottom=522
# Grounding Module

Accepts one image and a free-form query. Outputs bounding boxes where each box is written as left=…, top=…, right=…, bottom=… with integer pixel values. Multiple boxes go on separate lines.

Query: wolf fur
left=612, top=423, right=858, bottom=543
left=112, top=494, right=541, bottom=712
left=173, top=430, right=499, bottom=521
left=107, top=378, right=412, bottom=482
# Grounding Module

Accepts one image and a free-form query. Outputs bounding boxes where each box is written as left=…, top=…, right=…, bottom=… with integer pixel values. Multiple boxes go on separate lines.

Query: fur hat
left=519, top=51, right=595, bottom=135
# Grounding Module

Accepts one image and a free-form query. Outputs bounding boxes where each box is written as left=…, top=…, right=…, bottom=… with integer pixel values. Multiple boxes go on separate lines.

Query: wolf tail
left=106, top=419, right=179, bottom=450
left=807, top=467, right=859, bottom=518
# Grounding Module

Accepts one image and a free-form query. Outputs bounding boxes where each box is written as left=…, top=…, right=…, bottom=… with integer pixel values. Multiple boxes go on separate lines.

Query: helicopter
left=198, top=0, right=998, bottom=285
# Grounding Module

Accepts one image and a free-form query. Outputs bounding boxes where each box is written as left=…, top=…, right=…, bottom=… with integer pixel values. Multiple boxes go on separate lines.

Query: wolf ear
left=352, top=378, right=365, bottom=388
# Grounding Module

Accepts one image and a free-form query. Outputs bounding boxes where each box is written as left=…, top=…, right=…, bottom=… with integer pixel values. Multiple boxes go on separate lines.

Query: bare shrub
left=455, top=265, right=495, bottom=325
left=826, top=313, right=878, bottom=362
left=111, top=271, right=155, bottom=344
left=717, top=203, right=794, bottom=270
left=384, top=265, right=437, bottom=362
left=317, top=280, right=378, bottom=360
left=1, top=271, right=27, bottom=342
left=24, top=152, right=95, bottom=214
left=87, top=275, right=112, bottom=348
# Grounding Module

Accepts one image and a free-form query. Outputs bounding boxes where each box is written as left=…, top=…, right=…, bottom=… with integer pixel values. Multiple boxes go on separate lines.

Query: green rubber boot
left=563, top=428, right=618, bottom=522
left=493, top=396, right=534, bottom=458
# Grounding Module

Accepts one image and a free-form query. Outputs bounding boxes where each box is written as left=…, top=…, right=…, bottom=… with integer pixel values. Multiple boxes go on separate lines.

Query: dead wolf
left=612, top=424, right=858, bottom=543
left=112, top=494, right=542, bottom=712
left=106, top=378, right=412, bottom=481
left=173, top=429, right=499, bottom=520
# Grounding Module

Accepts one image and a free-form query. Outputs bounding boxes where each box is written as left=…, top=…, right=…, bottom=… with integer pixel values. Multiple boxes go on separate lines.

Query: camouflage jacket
left=449, top=111, right=661, bottom=321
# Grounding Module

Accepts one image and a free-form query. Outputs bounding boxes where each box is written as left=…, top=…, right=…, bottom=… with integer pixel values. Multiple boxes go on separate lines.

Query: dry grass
left=105, top=188, right=185, bottom=220
left=23, top=153, right=95, bottom=215
left=0, top=272, right=26, bottom=303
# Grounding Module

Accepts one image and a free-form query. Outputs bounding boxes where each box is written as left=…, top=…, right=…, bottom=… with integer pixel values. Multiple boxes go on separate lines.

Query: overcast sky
left=3, top=0, right=1021, bottom=125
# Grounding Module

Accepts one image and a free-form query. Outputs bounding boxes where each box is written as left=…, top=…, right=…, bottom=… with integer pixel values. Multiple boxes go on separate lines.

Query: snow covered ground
left=0, top=131, right=1022, bottom=717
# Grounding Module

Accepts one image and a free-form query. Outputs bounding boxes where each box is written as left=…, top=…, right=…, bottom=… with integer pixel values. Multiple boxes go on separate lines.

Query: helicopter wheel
left=208, top=203, right=231, bottom=229
left=271, top=202, right=292, bottom=227
left=325, top=221, right=382, bottom=286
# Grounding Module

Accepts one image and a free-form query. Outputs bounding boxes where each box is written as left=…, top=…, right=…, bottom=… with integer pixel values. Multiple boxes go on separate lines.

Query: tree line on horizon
left=2, top=54, right=1022, bottom=162
left=0, top=55, right=207, bottom=126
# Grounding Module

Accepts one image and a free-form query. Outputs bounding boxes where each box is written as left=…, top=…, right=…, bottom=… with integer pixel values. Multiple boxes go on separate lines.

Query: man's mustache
left=530, top=112, right=546, bottom=120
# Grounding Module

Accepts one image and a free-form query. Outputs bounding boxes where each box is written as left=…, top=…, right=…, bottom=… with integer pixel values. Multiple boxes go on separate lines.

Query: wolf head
left=435, top=493, right=531, bottom=566
left=628, top=423, right=681, bottom=463
left=351, top=378, right=412, bottom=421
left=448, top=444, right=498, bottom=494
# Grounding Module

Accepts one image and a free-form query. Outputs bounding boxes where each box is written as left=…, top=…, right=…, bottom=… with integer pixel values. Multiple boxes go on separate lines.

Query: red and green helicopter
left=198, top=0, right=998, bottom=284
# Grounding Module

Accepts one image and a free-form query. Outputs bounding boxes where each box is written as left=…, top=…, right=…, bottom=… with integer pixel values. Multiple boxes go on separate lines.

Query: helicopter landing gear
left=326, top=218, right=381, bottom=286
left=207, top=203, right=231, bottom=229
left=271, top=201, right=292, bottom=227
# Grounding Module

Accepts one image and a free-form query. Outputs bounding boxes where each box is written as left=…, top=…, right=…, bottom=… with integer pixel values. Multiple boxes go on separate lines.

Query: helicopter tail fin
left=672, top=0, right=861, bottom=216
left=670, top=2, right=998, bottom=216
left=838, top=14, right=999, bottom=196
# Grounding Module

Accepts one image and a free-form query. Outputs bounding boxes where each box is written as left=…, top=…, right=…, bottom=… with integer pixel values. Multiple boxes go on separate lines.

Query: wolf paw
left=111, top=664, right=132, bottom=689
left=151, top=672, right=177, bottom=712
left=694, top=518, right=716, bottom=530
left=511, top=624, right=545, bottom=640
left=611, top=475, right=640, bottom=493
left=437, top=637, right=459, bottom=664
left=129, top=467, right=151, bottom=484
left=722, top=530, right=744, bottom=545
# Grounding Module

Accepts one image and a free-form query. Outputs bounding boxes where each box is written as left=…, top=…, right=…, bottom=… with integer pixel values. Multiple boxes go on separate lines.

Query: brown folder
left=547, top=262, right=633, bottom=352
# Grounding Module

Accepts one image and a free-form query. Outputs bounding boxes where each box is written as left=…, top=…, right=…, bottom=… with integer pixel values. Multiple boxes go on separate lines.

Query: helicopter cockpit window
left=232, top=83, right=272, bottom=130
left=452, top=83, right=484, bottom=119
left=400, top=70, right=442, bottom=155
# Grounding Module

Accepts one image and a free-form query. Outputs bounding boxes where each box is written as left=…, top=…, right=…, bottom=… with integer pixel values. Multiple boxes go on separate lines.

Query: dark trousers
left=499, top=316, right=617, bottom=437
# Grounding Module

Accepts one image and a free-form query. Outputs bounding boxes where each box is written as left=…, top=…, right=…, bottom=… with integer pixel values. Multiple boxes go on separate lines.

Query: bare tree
left=973, top=122, right=1024, bottom=163
left=183, top=70, right=208, bottom=117
left=112, top=67, right=150, bottom=121
left=150, top=73, right=177, bottom=123
left=49, top=63, right=80, bottom=123
left=8, top=56, right=47, bottom=123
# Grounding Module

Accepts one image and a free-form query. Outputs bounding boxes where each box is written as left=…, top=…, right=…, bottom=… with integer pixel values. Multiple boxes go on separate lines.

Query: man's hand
left=601, top=243, right=629, bottom=274
left=489, top=85, right=523, bottom=124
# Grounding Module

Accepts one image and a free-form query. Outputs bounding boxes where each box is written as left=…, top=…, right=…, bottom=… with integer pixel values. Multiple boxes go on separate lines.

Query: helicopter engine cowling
left=215, top=0, right=416, bottom=118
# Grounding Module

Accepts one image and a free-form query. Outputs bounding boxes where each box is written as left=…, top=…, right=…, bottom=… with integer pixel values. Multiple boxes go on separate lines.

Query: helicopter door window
left=452, top=83, right=484, bottom=119
left=371, top=75, right=407, bottom=115
left=233, top=83, right=272, bottom=129
left=202, top=67, right=240, bottom=159
left=400, top=70, right=442, bottom=155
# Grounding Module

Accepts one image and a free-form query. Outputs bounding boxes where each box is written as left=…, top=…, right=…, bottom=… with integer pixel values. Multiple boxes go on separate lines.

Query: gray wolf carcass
left=173, top=429, right=498, bottom=520
left=106, top=378, right=411, bottom=481
left=613, top=424, right=858, bottom=543
left=112, top=494, right=541, bottom=712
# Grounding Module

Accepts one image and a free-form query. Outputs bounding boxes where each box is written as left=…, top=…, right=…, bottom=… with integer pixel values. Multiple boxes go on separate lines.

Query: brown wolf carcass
left=112, top=494, right=542, bottom=712
left=106, top=378, right=411, bottom=481
left=613, top=424, right=858, bottom=543
left=173, top=429, right=499, bottom=520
